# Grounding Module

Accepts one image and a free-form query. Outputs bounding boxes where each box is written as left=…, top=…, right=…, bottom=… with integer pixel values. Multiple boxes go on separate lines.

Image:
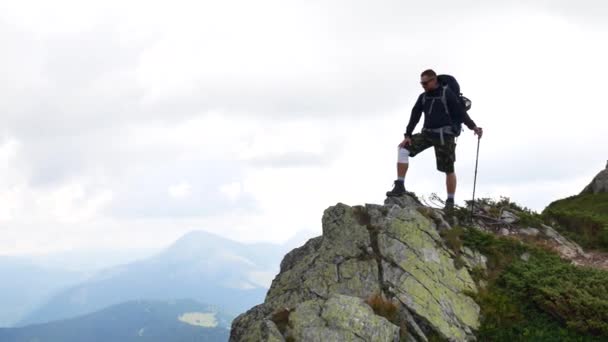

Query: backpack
left=421, top=74, right=472, bottom=136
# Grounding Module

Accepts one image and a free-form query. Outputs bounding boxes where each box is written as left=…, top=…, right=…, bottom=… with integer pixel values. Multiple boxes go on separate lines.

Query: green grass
left=439, top=194, right=608, bottom=339
left=461, top=228, right=608, bottom=341
left=542, top=193, right=608, bottom=251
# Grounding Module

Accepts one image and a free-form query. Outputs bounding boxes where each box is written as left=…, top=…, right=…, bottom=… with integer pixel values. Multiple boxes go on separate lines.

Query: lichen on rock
left=230, top=194, right=480, bottom=342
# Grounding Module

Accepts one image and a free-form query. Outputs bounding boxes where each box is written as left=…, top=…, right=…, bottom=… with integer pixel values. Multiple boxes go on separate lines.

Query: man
left=386, top=69, right=483, bottom=212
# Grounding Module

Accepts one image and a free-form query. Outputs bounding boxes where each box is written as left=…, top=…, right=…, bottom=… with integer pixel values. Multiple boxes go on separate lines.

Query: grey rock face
left=230, top=195, right=480, bottom=342
left=542, top=224, right=585, bottom=259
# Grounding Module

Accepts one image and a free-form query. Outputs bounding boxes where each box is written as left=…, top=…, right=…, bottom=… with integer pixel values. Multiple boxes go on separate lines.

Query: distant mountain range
left=0, top=247, right=160, bottom=327
left=0, top=257, right=86, bottom=327
left=26, top=247, right=161, bottom=272
left=0, top=299, right=230, bottom=342
left=15, top=229, right=315, bottom=327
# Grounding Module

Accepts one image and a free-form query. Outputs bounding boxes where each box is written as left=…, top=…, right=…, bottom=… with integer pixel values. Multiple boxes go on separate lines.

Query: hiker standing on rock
left=386, top=69, right=483, bottom=212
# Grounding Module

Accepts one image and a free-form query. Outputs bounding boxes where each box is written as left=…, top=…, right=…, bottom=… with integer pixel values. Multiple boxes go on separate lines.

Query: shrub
left=365, top=292, right=399, bottom=323
left=270, top=307, right=292, bottom=335
left=439, top=226, right=466, bottom=269
left=463, top=229, right=608, bottom=339
left=365, top=292, right=408, bottom=340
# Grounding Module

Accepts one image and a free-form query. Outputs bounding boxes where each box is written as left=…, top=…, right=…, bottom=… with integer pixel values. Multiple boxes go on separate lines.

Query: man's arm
left=405, top=94, right=423, bottom=137
left=462, top=111, right=477, bottom=130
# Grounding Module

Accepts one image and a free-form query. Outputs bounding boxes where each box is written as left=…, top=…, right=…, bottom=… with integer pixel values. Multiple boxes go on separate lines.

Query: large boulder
left=288, top=294, right=400, bottom=342
left=230, top=194, right=480, bottom=342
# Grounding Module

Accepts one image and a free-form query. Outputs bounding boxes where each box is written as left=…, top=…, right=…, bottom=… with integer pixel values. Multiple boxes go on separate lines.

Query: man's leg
left=396, top=133, right=432, bottom=179
left=433, top=135, right=456, bottom=209
left=386, top=148, right=410, bottom=197
left=387, top=133, right=431, bottom=197
left=397, top=149, right=409, bottom=180
left=446, top=172, right=456, bottom=199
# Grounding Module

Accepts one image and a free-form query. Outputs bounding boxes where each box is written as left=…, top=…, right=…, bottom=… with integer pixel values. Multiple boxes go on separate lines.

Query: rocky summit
left=580, top=160, right=608, bottom=194
left=230, top=163, right=608, bottom=342
left=230, top=195, right=482, bottom=342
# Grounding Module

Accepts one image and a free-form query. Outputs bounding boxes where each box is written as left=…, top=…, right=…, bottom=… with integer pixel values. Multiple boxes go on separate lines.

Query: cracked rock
left=230, top=194, right=480, bottom=342
left=288, top=294, right=400, bottom=342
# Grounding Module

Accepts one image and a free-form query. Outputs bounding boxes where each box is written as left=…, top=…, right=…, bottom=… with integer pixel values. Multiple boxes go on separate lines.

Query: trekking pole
left=470, top=135, right=481, bottom=221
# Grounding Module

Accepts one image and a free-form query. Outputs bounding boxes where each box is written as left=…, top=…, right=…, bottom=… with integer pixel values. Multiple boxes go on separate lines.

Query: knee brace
left=397, top=146, right=410, bottom=163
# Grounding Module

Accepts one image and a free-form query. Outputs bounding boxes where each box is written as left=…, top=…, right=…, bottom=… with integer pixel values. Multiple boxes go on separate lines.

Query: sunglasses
left=420, top=77, right=436, bottom=86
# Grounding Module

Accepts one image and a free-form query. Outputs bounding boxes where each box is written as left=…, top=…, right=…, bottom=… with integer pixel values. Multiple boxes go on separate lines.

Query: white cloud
left=168, top=182, right=192, bottom=199
left=248, top=271, right=277, bottom=288
left=0, top=0, right=606, bottom=254
left=219, top=182, right=242, bottom=202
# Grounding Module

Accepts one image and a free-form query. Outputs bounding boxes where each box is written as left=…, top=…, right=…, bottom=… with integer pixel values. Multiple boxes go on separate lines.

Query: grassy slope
left=461, top=228, right=608, bottom=341
left=542, top=193, right=608, bottom=251
left=447, top=193, right=608, bottom=341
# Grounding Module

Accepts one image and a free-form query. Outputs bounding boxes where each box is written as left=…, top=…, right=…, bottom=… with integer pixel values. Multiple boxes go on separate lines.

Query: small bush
left=439, top=226, right=466, bottom=269
left=517, top=210, right=545, bottom=228
left=270, top=307, right=292, bottom=335
left=365, top=292, right=399, bottom=323
left=441, top=226, right=464, bottom=253
left=365, top=292, right=409, bottom=340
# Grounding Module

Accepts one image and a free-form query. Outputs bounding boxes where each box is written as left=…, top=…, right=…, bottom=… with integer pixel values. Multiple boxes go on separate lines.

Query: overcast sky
left=1, top=0, right=606, bottom=255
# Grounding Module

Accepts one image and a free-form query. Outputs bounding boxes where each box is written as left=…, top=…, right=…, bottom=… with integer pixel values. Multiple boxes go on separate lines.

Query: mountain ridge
left=230, top=165, right=608, bottom=341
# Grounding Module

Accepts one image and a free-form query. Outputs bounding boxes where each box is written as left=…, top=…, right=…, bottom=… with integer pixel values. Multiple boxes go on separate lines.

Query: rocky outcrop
left=581, top=160, right=608, bottom=194
left=230, top=195, right=480, bottom=342
left=470, top=202, right=590, bottom=265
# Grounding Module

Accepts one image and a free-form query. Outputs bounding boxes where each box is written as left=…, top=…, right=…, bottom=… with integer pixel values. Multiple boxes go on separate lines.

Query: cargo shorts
left=403, top=131, right=456, bottom=173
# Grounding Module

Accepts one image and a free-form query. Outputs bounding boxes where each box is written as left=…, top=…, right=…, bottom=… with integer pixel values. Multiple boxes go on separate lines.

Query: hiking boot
left=386, top=180, right=406, bottom=197
left=444, top=198, right=455, bottom=213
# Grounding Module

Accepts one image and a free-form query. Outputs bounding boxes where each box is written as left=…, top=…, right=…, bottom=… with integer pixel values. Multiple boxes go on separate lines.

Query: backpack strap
left=441, top=86, right=450, bottom=118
